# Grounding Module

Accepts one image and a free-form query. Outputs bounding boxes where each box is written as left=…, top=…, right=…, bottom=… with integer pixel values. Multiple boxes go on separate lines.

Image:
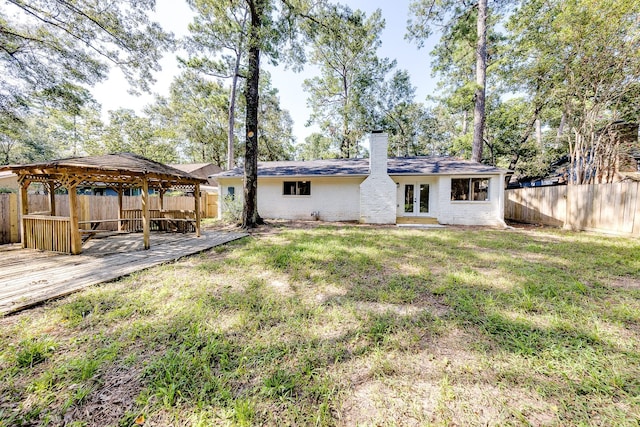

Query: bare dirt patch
left=355, top=298, right=449, bottom=317
left=63, top=364, right=144, bottom=427
left=608, top=276, right=640, bottom=290
left=340, top=328, right=557, bottom=426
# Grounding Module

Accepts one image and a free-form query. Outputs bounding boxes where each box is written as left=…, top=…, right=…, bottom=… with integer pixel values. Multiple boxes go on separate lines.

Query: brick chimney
left=359, top=131, right=396, bottom=224
left=369, top=130, right=388, bottom=176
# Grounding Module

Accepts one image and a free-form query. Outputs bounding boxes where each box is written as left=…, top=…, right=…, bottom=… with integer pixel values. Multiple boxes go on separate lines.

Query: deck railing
left=121, top=209, right=164, bottom=231
left=19, top=209, right=196, bottom=254
left=121, top=209, right=194, bottom=232
left=23, top=215, right=71, bottom=253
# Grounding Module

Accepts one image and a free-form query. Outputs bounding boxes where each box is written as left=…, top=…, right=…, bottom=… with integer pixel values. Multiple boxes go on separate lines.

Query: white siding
left=218, top=177, right=364, bottom=221
left=218, top=173, right=508, bottom=226
left=436, top=175, right=506, bottom=226
left=217, top=178, right=243, bottom=219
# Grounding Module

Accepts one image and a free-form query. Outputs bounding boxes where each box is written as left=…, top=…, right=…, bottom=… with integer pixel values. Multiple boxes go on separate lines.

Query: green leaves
left=506, top=0, right=640, bottom=183
left=303, top=6, right=394, bottom=158
left=1, top=0, right=174, bottom=107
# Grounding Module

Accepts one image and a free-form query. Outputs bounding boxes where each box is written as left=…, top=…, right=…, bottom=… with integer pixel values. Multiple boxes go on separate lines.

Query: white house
left=0, top=171, right=19, bottom=192
left=213, top=132, right=512, bottom=226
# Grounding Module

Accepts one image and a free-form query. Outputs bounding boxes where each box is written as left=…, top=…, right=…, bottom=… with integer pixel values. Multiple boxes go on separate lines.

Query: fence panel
left=506, top=182, right=639, bottom=236
left=205, top=193, right=218, bottom=218
left=0, top=193, right=20, bottom=244
left=505, top=186, right=566, bottom=227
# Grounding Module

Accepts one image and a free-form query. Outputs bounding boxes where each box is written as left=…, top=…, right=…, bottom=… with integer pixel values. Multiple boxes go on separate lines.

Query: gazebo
left=0, top=153, right=207, bottom=254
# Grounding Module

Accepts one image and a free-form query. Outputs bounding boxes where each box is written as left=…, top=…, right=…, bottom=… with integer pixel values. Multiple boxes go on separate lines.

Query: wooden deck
left=0, top=231, right=248, bottom=315
left=396, top=216, right=439, bottom=225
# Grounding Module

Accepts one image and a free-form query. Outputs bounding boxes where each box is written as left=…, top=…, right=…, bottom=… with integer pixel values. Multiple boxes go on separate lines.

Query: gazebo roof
left=1, top=153, right=207, bottom=189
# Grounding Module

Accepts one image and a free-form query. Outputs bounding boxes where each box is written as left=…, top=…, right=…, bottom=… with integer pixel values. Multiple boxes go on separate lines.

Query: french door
left=403, top=183, right=430, bottom=216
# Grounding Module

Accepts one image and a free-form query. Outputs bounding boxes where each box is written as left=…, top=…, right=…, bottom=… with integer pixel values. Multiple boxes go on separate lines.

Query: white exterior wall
left=359, top=132, right=397, bottom=224
left=217, top=170, right=508, bottom=226
left=217, top=177, right=364, bottom=221
left=217, top=178, right=243, bottom=219
left=392, top=176, right=440, bottom=218
left=436, top=174, right=507, bottom=226
left=0, top=172, right=19, bottom=191
left=359, top=176, right=397, bottom=223
left=258, top=177, right=363, bottom=221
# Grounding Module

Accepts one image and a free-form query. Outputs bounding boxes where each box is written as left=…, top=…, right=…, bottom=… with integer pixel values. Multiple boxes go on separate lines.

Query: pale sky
left=91, top=0, right=438, bottom=146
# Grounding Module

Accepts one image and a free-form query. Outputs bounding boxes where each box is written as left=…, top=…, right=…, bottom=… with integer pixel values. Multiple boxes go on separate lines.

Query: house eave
left=216, top=174, right=369, bottom=179
left=389, top=171, right=509, bottom=177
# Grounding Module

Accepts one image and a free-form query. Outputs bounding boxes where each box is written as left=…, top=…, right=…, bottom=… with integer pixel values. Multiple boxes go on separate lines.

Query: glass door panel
left=404, top=184, right=414, bottom=213
left=419, top=184, right=429, bottom=213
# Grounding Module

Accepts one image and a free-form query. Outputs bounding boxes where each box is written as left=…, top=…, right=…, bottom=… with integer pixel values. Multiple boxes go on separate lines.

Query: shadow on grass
left=1, top=225, right=638, bottom=425
left=129, top=278, right=440, bottom=425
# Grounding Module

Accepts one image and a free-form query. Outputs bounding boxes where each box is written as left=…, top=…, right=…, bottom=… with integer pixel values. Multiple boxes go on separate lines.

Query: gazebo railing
left=121, top=209, right=165, bottom=232
left=23, top=215, right=71, bottom=253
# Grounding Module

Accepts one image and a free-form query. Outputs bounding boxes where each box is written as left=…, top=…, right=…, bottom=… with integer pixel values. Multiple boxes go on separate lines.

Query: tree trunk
left=535, top=118, right=542, bottom=149
left=242, top=0, right=264, bottom=229
left=342, top=71, right=350, bottom=158
left=471, top=0, right=487, bottom=163
left=227, top=48, right=243, bottom=170
left=228, top=76, right=238, bottom=169
left=462, top=109, right=468, bottom=135
left=556, top=113, right=566, bottom=145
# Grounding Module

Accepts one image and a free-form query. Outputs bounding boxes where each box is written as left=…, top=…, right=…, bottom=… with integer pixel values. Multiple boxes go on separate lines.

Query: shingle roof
left=3, top=153, right=198, bottom=177
left=214, top=157, right=511, bottom=178
left=1, top=153, right=207, bottom=188
left=387, top=157, right=510, bottom=175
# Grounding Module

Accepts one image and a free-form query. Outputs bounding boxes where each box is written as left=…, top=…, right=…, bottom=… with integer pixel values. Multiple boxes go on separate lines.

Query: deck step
left=396, top=217, right=439, bottom=225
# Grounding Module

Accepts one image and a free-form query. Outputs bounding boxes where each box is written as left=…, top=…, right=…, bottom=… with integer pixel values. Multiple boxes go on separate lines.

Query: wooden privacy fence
left=505, top=182, right=640, bottom=236
left=0, top=193, right=219, bottom=245
left=0, top=193, right=20, bottom=244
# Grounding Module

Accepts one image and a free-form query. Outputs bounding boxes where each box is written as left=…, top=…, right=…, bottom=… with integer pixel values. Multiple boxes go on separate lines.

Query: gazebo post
left=68, top=184, right=82, bottom=255
left=18, top=179, right=29, bottom=248
left=142, top=179, right=150, bottom=250
left=194, top=183, right=201, bottom=237
left=48, top=181, right=56, bottom=216
left=117, top=185, right=124, bottom=231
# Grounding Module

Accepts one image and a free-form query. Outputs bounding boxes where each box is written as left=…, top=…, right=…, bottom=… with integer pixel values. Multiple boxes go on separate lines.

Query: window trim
left=450, top=177, right=490, bottom=202
left=226, top=186, right=236, bottom=200
left=283, top=180, right=311, bottom=196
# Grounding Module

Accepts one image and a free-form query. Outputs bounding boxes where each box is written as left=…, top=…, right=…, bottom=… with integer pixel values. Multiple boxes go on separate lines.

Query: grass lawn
left=0, top=223, right=639, bottom=426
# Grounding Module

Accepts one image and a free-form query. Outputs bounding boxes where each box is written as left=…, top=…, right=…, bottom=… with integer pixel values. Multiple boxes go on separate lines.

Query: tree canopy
left=505, top=0, right=640, bottom=184
left=303, top=5, right=390, bottom=158
left=1, top=0, right=638, bottom=195
left=0, top=0, right=173, bottom=115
